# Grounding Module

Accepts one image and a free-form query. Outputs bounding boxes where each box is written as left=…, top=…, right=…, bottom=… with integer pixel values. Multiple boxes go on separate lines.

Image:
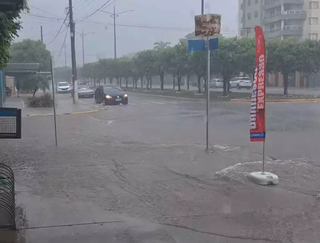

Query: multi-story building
left=238, top=0, right=264, bottom=37
left=239, top=0, right=320, bottom=40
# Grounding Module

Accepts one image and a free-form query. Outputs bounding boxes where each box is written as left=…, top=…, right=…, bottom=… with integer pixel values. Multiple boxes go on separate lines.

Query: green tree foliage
left=80, top=38, right=320, bottom=96
left=267, top=38, right=302, bottom=95
left=10, top=39, right=51, bottom=71
left=0, top=10, right=23, bottom=69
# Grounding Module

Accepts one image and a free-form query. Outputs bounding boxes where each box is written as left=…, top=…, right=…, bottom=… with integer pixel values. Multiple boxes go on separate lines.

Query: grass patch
left=124, top=88, right=250, bottom=101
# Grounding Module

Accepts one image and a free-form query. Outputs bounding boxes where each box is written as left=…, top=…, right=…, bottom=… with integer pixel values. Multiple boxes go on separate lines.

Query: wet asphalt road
left=1, top=92, right=320, bottom=243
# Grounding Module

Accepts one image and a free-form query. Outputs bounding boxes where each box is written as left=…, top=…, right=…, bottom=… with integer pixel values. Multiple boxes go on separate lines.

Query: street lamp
left=80, top=30, right=95, bottom=66
left=99, top=6, right=134, bottom=59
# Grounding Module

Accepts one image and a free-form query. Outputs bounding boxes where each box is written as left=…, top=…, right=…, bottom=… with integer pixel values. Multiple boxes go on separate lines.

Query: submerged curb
left=231, top=98, right=320, bottom=104
left=24, top=107, right=107, bottom=118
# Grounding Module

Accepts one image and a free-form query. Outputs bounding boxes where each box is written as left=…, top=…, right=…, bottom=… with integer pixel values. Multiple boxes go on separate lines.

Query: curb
left=127, top=91, right=204, bottom=101
left=231, top=98, right=320, bottom=104
left=24, top=107, right=107, bottom=118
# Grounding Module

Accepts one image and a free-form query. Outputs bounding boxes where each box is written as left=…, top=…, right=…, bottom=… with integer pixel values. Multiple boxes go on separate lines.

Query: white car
left=230, top=77, right=252, bottom=89
left=56, top=82, right=71, bottom=93
left=211, top=78, right=223, bottom=88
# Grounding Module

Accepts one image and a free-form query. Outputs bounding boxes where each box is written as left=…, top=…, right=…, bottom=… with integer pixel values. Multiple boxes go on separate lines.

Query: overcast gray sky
left=16, top=0, right=239, bottom=67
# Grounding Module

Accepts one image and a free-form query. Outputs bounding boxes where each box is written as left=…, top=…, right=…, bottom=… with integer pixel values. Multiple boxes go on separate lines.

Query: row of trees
left=81, top=37, right=320, bottom=95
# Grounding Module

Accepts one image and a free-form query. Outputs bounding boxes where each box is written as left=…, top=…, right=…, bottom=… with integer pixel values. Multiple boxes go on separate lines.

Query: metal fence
left=0, top=163, right=15, bottom=229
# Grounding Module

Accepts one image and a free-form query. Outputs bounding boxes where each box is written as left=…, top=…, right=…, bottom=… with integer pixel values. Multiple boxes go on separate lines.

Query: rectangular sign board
left=188, top=38, right=219, bottom=52
left=250, top=26, right=266, bottom=142
left=195, top=14, right=221, bottom=37
left=0, top=108, right=21, bottom=139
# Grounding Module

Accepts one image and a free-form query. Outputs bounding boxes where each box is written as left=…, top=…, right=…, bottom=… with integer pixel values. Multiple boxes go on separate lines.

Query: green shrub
left=27, top=93, right=54, bottom=108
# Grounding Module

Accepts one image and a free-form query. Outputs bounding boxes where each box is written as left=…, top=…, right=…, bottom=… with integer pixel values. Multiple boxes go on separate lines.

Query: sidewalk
left=4, top=94, right=103, bottom=117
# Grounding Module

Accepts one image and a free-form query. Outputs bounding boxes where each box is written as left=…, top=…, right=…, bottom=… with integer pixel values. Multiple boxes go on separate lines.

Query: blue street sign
left=188, top=38, right=219, bottom=52
left=209, top=38, right=219, bottom=50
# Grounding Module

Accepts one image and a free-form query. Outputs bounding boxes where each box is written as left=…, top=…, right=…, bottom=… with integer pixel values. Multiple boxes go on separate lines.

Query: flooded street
left=1, top=93, right=320, bottom=242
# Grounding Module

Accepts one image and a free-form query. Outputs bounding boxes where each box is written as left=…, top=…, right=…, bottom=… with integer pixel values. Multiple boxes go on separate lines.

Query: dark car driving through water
left=94, top=85, right=128, bottom=105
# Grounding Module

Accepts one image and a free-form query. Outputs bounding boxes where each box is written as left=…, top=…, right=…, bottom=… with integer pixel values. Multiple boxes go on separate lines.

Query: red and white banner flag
left=250, top=26, right=266, bottom=142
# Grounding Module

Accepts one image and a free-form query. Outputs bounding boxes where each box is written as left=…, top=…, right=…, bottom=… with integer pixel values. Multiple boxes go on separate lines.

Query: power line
left=75, top=0, right=96, bottom=11
left=56, top=30, right=69, bottom=63
left=29, top=5, right=63, bottom=19
left=76, top=0, right=112, bottom=24
left=47, top=12, right=69, bottom=45
left=22, top=13, right=239, bottom=33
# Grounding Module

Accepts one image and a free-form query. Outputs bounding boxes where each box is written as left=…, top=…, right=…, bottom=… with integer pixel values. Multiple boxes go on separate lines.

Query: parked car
left=229, top=77, right=252, bottom=89
left=94, top=85, right=128, bottom=105
left=210, top=78, right=223, bottom=88
left=56, top=82, right=71, bottom=93
left=78, top=86, right=94, bottom=98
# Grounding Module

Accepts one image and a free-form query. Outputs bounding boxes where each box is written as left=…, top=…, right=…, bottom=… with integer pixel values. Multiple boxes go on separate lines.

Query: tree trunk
left=177, top=75, right=181, bottom=92
left=119, top=78, right=122, bottom=87
left=223, top=77, right=228, bottom=96
left=126, top=78, right=128, bottom=88
left=187, top=75, right=190, bottom=90
left=160, top=72, right=164, bottom=91
left=32, top=87, right=38, bottom=98
left=104, top=78, right=106, bottom=85
left=173, top=76, right=176, bottom=90
left=140, top=76, right=143, bottom=88
left=283, top=72, right=289, bottom=95
left=150, top=76, right=153, bottom=89
left=197, top=75, right=201, bottom=93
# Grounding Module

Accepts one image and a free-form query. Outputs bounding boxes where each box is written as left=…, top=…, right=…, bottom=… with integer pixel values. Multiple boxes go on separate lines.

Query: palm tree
left=154, top=41, right=171, bottom=51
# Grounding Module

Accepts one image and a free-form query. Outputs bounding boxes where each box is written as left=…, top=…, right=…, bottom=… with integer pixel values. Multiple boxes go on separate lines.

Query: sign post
left=194, top=13, right=221, bottom=151
left=249, top=26, right=278, bottom=186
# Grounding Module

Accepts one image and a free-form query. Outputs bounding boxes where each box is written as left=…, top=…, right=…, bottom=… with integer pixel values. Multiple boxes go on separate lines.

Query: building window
left=310, top=1, right=319, bottom=9
left=309, top=17, right=319, bottom=25
left=248, top=0, right=251, bottom=6
left=248, top=13, right=251, bottom=20
left=309, top=33, right=318, bottom=40
left=255, top=11, right=259, bottom=18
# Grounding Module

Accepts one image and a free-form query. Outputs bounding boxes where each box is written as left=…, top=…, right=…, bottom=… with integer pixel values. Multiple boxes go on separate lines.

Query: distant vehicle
left=210, top=78, right=223, bottom=88
left=56, top=82, right=71, bottom=93
left=78, top=86, right=94, bottom=99
left=94, top=85, right=128, bottom=105
left=230, top=77, right=252, bottom=89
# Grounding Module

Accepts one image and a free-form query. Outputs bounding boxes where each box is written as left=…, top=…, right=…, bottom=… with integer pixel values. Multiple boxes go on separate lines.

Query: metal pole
left=206, top=37, right=210, bottom=151
left=50, top=57, right=58, bottom=146
left=262, top=141, right=265, bottom=174
left=113, top=6, right=117, bottom=59
left=68, top=0, right=77, bottom=103
left=201, top=0, right=204, bottom=14
left=64, top=43, right=67, bottom=67
left=40, top=26, right=43, bottom=43
left=82, top=29, right=85, bottom=66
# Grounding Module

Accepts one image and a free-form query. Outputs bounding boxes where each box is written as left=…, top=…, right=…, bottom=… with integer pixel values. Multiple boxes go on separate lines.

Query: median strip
left=24, top=107, right=107, bottom=118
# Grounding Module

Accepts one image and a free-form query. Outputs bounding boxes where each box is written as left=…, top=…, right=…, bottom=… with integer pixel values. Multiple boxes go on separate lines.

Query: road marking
left=150, top=101, right=166, bottom=105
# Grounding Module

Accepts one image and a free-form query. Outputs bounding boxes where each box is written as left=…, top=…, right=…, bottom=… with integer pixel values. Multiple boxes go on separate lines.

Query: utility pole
left=201, top=0, right=204, bottom=14
left=99, top=7, right=134, bottom=59
left=80, top=30, right=94, bottom=66
left=82, top=29, right=85, bottom=65
left=68, top=0, right=77, bottom=103
left=40, top=26, right=43, bottom=43
left=113, top=6, right=117, bottom=59
left=64, top=42, right=67, bottom=67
